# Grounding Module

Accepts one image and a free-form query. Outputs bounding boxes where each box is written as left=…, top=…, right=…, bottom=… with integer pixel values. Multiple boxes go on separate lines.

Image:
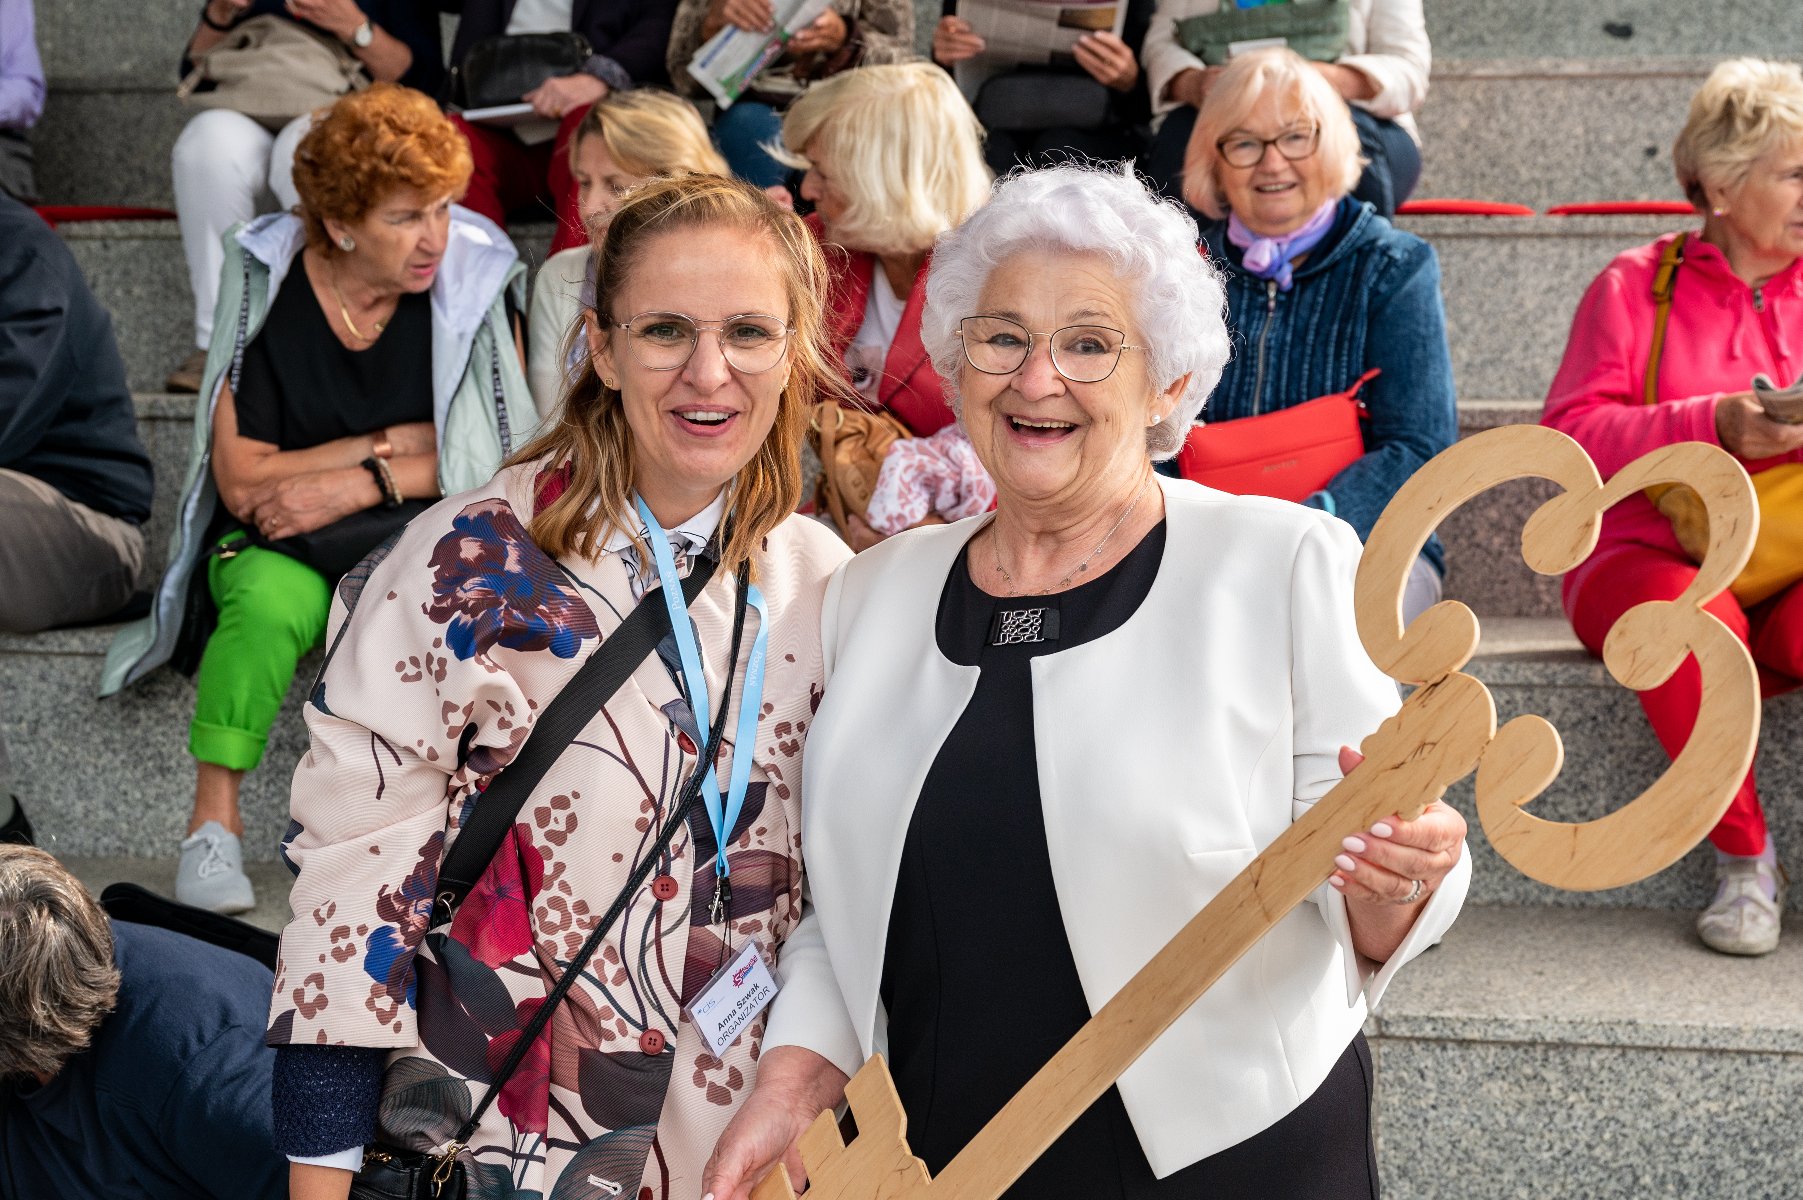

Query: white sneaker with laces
left=176, top=820, right=256, bottom=914
left=1696, top=857, right=1787, bottom=956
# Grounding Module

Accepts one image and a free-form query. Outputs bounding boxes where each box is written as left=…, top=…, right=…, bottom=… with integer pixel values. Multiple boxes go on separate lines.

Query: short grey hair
left=0, top=845, right=120, bottom=1081
left=921, top=164, right=1230, bottom=460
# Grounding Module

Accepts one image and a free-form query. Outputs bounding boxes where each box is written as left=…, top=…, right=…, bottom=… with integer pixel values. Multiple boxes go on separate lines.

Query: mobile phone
left=1752, top=373, right=1803, bottom=425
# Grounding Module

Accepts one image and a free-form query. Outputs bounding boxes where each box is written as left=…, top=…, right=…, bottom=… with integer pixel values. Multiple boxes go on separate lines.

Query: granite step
left=1371, top=904, right=1803, bottom=1199
left=1424, top=0, right=1802, bottom=61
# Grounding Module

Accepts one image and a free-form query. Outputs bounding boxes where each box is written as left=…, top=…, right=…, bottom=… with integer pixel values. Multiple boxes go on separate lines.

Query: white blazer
left=763, top=476, right=1470, bottom=1178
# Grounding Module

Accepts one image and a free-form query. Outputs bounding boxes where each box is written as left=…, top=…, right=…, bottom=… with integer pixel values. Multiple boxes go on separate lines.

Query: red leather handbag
left=1177, top=368, right=1379, bottom=502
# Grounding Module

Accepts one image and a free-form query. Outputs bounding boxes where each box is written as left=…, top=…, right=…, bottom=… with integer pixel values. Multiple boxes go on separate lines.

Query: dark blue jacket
left=1198, top=196, right=1457, bottom=573
left=179, top=0, right=446, bottom=96
left=0, top=922, right=284, bottom=1200
left=0, top=195, right=152, bottom=523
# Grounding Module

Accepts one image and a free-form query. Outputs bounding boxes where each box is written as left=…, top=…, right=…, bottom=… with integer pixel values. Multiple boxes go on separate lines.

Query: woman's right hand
left=289, top=1163, right=354, bottom=1200
left=703, top=0, right=776, bottom=39
left=702, top=1046, right=849, bottom=1200
left=1715, top=390, right=1803, bottom=460
left=933, top=16, right=986, bottom=65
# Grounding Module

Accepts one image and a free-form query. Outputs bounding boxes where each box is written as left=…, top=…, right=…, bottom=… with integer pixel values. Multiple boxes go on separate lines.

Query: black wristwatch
left=199, top=2, right=238, bottom=32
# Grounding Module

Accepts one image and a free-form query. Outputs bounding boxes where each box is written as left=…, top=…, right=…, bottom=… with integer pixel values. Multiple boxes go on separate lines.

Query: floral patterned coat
left=268, top=461, right=849, bottom=1199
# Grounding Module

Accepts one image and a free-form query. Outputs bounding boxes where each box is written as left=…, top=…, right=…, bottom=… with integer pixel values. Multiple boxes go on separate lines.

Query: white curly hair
left=921, top=163, right=1231, bottom=460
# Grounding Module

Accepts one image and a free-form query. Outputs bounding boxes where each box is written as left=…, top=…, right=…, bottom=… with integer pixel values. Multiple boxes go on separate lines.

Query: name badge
left=686, top=941, right=779, bottom=1058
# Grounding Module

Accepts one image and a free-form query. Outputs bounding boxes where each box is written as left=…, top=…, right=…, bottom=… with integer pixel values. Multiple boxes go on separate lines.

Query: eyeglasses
left=1215, top=125, right=1321, bottom=169
left=956, top=316, right=1143, bottom=384
left=612, top=311, right=794, bottom=373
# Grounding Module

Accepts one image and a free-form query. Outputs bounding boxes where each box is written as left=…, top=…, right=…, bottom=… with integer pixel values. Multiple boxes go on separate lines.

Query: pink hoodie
left=1542, top=232, right=1803, bottom=596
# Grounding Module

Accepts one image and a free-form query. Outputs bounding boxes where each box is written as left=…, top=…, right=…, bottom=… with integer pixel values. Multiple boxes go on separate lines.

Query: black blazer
left=440, top=0, right=678, bottom=87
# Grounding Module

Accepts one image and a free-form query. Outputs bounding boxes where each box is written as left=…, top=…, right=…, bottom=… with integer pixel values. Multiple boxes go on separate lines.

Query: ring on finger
left=1400, top=878, right=1425, bottom=905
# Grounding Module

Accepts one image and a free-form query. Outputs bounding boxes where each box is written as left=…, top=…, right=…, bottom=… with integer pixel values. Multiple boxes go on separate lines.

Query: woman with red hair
left=102, top=83, right=538, bottom=916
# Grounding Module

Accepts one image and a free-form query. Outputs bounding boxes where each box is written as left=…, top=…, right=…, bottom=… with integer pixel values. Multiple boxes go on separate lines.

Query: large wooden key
left=751, top=425, right=1762, bottom=1200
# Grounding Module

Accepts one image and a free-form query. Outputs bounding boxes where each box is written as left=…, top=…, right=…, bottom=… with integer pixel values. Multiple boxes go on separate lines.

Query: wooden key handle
left=746, top=425, right=1762, bottom=1200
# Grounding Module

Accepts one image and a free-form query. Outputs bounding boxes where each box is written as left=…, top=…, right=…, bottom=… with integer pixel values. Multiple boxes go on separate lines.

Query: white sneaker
left=1696, top=857, right=1787, bottom=956
left=176, top=821, right=256, bottom=914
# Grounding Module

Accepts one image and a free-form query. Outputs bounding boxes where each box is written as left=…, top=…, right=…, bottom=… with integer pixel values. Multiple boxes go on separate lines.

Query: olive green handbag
left=1174, top=0, right=1352, bottom=67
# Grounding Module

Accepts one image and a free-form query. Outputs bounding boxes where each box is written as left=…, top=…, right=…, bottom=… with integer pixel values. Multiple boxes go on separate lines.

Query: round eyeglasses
left=1215, top=125, right=1321, bottom=169
left=956, top=316, right=1143, bottom=384
left=612, top=311, right=794, bottom=374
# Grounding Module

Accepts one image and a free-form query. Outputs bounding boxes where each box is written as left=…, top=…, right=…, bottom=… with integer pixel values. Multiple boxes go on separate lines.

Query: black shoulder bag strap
left=425, top=568, right=749, bottom=1174
left=431, top=552, right=718, bottom=928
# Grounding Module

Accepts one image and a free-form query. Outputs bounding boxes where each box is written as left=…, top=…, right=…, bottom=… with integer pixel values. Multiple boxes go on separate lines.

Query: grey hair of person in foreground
left=920, top=163, right=1233, bottom=460
left=0, top=845, right=121, bottom=1082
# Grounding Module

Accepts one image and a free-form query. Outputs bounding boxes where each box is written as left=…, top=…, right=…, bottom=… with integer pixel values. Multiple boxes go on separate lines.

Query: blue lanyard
left=634, top=497, right=768, bottom=915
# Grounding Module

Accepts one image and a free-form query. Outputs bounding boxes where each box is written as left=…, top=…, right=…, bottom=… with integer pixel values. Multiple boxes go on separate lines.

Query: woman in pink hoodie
left=1543, top=58, right=1803, bottom=957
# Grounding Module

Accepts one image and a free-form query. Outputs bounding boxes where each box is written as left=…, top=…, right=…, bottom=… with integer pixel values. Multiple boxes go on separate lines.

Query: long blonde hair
left=511, top=174, right=845, bottom=574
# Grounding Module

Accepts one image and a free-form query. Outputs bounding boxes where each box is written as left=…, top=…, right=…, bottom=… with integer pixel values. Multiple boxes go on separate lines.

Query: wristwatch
left=350, top=19, right=374, bottom=48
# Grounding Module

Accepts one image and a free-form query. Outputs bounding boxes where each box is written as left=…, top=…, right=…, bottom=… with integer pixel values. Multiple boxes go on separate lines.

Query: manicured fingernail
left=1334, top=854, right=1358, bottom=872
left=1370, top=822, right=1394, bottom=838
left=1342, top=836, right=1367, bottom=853
left=1328, top=875, right=1346, bottom=888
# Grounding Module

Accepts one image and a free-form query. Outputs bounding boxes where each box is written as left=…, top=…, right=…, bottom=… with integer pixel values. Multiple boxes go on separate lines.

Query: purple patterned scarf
left=1226, top=199, right=1338, bottom=291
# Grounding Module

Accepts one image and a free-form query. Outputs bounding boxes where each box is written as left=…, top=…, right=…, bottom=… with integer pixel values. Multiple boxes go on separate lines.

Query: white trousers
left=171, top=109, right=309, bottom=350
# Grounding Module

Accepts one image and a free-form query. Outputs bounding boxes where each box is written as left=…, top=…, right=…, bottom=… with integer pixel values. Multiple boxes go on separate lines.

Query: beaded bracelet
left=361, top=456, right=402, bottom=509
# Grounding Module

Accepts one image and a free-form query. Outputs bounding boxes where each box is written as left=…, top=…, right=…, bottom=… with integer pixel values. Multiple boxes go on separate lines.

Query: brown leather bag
left=810, top=401, right=911, bottom=538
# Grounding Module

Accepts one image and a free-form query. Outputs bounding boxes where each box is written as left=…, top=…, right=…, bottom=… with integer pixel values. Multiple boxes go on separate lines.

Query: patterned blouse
left=267, top=461, right=849, bottom=1198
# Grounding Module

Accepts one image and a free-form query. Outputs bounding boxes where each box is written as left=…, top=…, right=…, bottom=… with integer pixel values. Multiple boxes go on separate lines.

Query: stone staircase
left=22, top=2, right=1803, bottom=1197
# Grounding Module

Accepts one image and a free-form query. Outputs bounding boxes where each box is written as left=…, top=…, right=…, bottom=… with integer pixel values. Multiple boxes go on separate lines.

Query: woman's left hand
left=787, top=9, right=848, bottom=57
left=1073, top=32, right=1139, bottom=93
left=702, top=1046, right=849, bottom=1200
left=524, top=72, right=608, bottom=120
left=1328, top=746, right=1466, bottom=906
left=284, top=0, right=364, bottom=41
left=247, top=467, right=375, bottom=539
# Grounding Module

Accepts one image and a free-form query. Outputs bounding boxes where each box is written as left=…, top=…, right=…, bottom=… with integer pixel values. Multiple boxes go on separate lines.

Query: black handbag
left=348, top=557, right=747, bottom=1200
left=99, top=882, right=280, bottom=970
left=251, top=500, right=432, bottom=581
left=975, top=69, right=1113, bottom=133
left=452, top=31, right=593, bottom=109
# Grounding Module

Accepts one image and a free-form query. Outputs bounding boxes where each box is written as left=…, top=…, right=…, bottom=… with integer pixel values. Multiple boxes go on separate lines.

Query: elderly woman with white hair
left=1179, top=47, right=1457, bottom=623
left=1544, top=58, right=1803, bottom=957
left=700, top=165, right=1470, bottom=1200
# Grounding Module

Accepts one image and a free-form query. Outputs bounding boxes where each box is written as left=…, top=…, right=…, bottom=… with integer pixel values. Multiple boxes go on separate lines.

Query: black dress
left=879, top=521, right=1379, bottom=1199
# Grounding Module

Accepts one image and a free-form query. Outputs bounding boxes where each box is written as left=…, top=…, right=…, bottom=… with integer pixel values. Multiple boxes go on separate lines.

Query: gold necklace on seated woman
left=330, top=262, right=389, bottom=343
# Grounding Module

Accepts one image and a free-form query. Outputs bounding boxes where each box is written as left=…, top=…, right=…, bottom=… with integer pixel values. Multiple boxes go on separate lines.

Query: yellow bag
left=1641, top=232, right=1803, bottom=606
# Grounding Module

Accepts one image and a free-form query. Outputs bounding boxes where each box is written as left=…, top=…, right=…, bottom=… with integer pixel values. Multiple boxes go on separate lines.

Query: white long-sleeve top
left=1142, top=0, right=1430, bottom=137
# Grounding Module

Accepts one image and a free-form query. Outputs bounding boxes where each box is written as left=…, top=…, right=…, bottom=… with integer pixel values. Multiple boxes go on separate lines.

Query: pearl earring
left=338, top=235, right=356, bottom=252
left=1712, top=207, right=1727, bottom=217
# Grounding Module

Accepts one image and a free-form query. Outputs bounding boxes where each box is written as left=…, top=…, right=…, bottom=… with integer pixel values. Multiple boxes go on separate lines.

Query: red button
left=650, top=875, right=679, bottom=902
left=639, top=1029, right=667, bottom=1055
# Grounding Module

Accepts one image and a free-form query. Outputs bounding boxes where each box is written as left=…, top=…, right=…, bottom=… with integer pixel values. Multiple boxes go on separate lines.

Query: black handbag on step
left=348, top=557, right=747, bottom=1200
left=452, top=31, right=593, bottom=109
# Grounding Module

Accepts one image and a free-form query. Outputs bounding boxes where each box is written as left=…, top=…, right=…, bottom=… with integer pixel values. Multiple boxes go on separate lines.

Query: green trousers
left=188, top=541, right=331, bottom=772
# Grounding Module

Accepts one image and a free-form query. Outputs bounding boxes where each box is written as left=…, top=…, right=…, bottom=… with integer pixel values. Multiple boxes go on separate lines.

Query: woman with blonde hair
left=268, top=173, right=853, bottom=1200
left=780, top=62, right=994, bottom=547
left=1176, top=47, right=1456, bottom=625
left=527, top=88, right=730, bottom=415
left=1544, top=57, right=1803, bottom=956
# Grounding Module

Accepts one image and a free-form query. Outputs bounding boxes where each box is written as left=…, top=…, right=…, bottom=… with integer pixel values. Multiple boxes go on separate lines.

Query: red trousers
left=450, top=106, right=590, bottom=256
left=1565, top=542, right=1803, bottom=855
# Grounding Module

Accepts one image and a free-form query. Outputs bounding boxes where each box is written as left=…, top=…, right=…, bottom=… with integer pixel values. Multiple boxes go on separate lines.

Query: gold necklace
left=330, top=266, right=387, bottom=342
left=991, top=476, right=1150, bottom=597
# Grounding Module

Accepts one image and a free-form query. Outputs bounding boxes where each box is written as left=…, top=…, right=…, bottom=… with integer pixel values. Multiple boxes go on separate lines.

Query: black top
left=0, top=922, right=285, bottom=1200
left=234, top=264, right=433, bottom=451
left=445, top=0, right=679, bottom=89
left=880, top=519, right=1379, bottom=1198
left=0, top=193, right=153, bottom=523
